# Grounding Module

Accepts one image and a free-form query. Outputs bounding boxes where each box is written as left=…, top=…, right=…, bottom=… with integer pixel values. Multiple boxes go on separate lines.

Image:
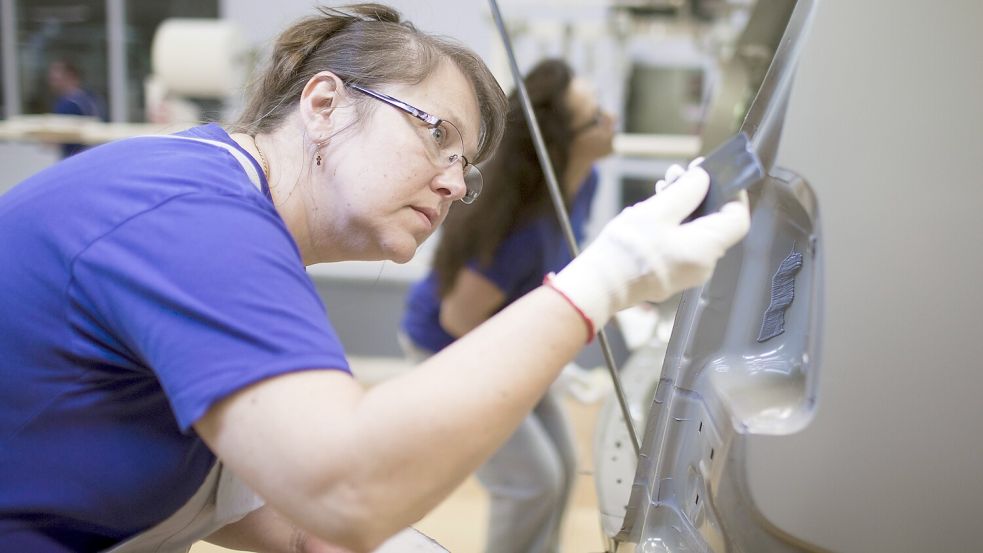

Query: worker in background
left=400, top=58, right=615, bottom=553
left=47, top=58, right=106, bottom=157
left=0, top=3, right=749, bottom=552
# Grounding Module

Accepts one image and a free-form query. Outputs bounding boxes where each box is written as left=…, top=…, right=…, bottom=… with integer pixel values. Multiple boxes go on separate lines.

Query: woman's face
left=566, top=77, right=615, bottom=161
left=310, top=60, right=482, bottom=264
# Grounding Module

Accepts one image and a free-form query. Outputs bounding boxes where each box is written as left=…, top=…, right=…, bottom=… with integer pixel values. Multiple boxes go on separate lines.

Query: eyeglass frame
left=346, top=82, right=482, bottom=204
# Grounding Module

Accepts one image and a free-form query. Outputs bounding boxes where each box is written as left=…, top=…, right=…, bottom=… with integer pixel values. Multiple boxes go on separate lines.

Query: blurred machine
left=145, top=18, right=247, bottom=125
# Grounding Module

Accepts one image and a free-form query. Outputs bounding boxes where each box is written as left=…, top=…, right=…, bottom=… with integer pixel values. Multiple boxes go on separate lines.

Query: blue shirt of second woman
left=401, top=168, right=599, bottom=353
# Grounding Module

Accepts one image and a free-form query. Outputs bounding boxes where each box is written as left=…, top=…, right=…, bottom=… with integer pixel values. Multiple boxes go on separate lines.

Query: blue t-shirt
left=0, top=124, right=351, bottom=551
left=402, top=169, right=599, bottom=353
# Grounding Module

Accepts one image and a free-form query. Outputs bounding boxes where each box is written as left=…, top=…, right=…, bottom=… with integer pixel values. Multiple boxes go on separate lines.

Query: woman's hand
left=548, top=165, right=750, bottom=335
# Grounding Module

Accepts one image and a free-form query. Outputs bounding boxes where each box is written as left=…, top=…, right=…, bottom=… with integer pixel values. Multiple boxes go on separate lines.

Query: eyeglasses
left=347, top=83, right=483, bottom=204
left=572, top=107, right=604, bottom=135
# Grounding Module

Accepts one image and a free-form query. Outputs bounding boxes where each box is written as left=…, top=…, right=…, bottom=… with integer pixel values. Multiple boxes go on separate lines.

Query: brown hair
left=432, top=59, right=576, bottom=296
left=233, top=3, right=506, bottom=163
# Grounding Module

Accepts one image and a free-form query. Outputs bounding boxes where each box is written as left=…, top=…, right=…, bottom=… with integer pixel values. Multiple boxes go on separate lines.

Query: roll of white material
left=151, top=18, right=246, bottom=98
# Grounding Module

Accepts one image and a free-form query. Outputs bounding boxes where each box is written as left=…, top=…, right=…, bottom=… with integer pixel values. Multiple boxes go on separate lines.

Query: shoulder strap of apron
left=145, top=134, right=265, bottom=194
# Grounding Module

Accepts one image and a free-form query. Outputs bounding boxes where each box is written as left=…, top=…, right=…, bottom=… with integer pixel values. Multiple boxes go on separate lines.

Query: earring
left=313, top=139, right=326, bottom=166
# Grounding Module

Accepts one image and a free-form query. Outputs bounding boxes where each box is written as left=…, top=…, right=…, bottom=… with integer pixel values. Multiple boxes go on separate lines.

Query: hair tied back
left=319, top=3, right=403, bottom=25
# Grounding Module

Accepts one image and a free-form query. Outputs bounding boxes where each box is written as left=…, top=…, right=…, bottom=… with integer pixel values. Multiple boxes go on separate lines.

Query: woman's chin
left=382, top=239, right=418, bottom=264
left=389, top=250, right=415, bottom=264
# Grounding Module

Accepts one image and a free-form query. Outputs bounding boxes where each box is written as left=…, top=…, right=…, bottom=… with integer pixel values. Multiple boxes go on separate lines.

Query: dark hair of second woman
left=432, top=59, right=575, bottom=297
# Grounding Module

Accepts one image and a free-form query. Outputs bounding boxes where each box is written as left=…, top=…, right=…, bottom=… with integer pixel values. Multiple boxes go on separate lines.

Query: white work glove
left=656, top=156, right=704, bottom=193
left=547, top=165, right=750, bottom=339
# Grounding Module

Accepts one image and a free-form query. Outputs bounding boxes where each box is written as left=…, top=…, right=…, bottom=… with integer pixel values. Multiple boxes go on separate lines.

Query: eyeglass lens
left=421, top=121, right=482, bottom=204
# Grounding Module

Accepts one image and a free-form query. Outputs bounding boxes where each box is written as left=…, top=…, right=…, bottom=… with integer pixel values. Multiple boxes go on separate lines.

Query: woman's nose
left=432, top=162, right=467, bottom=202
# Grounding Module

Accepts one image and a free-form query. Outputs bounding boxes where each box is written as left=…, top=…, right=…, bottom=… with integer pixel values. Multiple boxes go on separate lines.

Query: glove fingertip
left=719, top=197, right=751, bottom=225
left=689, top=166, right=710, bottom=183
left=664, top=163, right=686, bottom=184
left=709, top=201, right=752, bottom=245
left=648, top=167, right=710, bottom=223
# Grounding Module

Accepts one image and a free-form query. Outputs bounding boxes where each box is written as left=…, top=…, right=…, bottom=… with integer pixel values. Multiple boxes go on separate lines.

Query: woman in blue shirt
left=0, top=5, right=749, bottom=552
left=401, top=59, right=616, bottom=553
left=47, top=59, right=107, bottom=157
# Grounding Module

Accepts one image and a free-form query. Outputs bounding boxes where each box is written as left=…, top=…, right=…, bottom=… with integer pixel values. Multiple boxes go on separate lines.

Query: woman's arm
left=438, top=267, right=506, bottom=337
left=195, top=286, right=584, bottom=553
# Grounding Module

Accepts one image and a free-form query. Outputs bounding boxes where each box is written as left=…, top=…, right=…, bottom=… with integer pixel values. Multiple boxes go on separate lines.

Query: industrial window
left=8, top=0, right=217, bottom=121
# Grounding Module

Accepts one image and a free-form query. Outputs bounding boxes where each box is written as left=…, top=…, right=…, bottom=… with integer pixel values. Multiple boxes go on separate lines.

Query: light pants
left=399, top=333, right=578, bottom=553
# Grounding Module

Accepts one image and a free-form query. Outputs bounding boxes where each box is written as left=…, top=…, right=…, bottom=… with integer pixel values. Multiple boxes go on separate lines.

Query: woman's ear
left=299, top=71, right=346, bottom=141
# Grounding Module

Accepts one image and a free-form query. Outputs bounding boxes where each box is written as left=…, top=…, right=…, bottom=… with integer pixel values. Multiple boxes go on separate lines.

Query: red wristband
left=543, top=272, right=595, bottom=344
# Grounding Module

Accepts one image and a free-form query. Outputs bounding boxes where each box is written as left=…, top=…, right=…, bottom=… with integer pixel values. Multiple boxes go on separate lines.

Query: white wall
left=748, top=0, right=983, bottom=551
left=220, top=0, right=496, bottom=68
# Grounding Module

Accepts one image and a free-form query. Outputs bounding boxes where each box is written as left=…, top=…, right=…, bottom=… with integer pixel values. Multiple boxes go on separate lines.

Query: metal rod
left=486, top=0, right=641, bottom=458
left=107, top=0, right=127, bottom=122
left=1, top=0, right=19, bottom=118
